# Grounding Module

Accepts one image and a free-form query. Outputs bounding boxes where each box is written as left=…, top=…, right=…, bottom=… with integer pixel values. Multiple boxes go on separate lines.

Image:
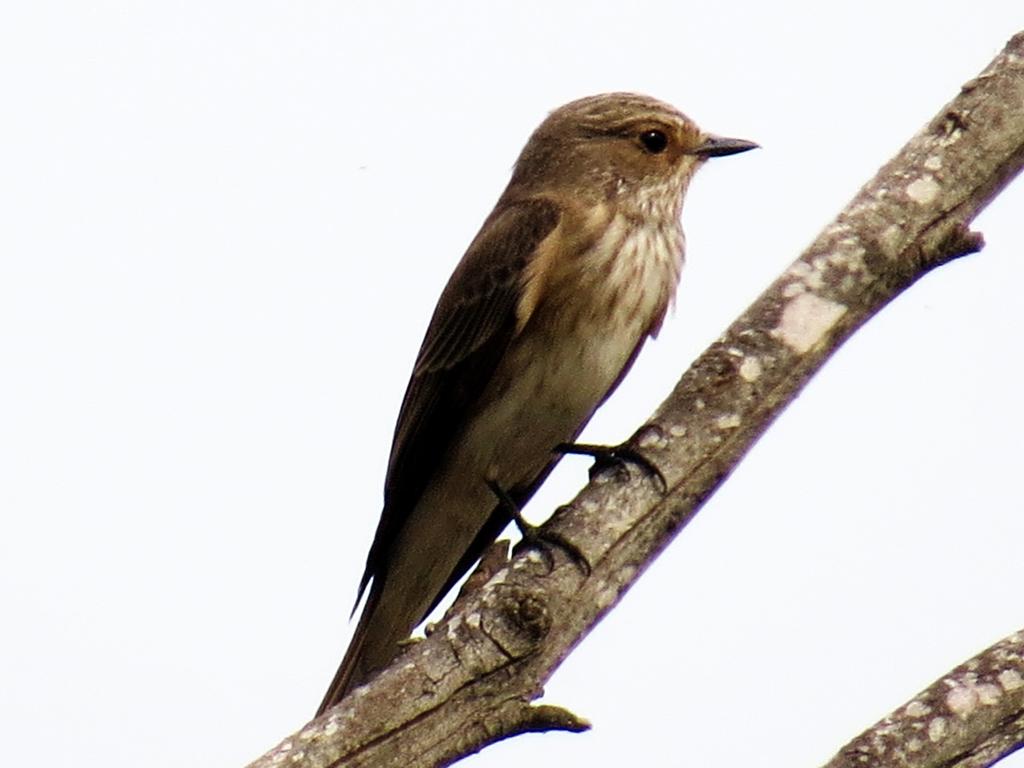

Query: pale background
left=2, top=2, right=1022, bottom=766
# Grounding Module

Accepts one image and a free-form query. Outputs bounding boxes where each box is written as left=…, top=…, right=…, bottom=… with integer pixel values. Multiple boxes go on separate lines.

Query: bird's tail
left=316, top=500, right=511, bottom=716
left=315, top=577, right=412, bottom=716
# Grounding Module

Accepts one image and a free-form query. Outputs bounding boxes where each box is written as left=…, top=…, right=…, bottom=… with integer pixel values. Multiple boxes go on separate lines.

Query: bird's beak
left=690, top=135, right=760, bottom=158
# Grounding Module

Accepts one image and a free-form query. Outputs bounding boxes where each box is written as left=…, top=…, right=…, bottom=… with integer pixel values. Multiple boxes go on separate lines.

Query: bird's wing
left=356, top=197, right=561, bottom=604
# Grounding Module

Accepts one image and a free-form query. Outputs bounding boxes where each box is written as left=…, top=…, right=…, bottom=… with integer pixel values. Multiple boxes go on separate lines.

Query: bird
left=317, top=92, right=756, bottom=715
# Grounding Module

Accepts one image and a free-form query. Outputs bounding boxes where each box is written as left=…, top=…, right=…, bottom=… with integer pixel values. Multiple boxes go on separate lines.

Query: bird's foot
left=486, top=479, right=591, bottom=576
left=555, top=441, right=667, bottom=493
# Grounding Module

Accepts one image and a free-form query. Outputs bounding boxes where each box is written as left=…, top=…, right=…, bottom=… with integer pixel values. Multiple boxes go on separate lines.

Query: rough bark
left=246, top=30, right=1024, bottom=768
left=823, top=630, right=1024, bottom=768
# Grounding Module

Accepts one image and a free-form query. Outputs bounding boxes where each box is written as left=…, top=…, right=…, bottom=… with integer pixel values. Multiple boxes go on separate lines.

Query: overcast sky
left=2, top=2, right=1023, bottom=767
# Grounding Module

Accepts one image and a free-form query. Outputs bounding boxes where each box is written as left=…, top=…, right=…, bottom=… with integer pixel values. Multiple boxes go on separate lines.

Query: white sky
left=2, top=2, right=1023, bottom=767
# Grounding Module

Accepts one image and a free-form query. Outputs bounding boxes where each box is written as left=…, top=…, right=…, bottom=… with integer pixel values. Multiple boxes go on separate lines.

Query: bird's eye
left=639, top=129, right=669, bottom=154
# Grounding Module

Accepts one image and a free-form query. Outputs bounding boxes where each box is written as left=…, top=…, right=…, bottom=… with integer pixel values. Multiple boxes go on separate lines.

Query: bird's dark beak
left=690, top=135, right=760, bottom=158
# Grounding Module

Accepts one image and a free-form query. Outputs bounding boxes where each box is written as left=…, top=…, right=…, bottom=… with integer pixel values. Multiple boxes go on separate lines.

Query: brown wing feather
left=356, top=197, right=561, bottom=604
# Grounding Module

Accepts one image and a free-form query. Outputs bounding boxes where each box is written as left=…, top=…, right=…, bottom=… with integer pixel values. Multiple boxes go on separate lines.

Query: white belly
left=464, top=213, right=683, bottom=489
left=384, top=212, right=683, bottom=620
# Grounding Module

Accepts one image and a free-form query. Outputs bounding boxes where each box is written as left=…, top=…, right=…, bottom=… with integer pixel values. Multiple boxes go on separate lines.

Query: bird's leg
left=486, top=479, right=590, bottom=576
left=555, top=442, right=667, bottom=493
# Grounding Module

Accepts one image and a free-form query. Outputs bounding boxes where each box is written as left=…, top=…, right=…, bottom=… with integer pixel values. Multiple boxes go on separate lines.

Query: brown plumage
left=317, top=93, right=756, bottom=715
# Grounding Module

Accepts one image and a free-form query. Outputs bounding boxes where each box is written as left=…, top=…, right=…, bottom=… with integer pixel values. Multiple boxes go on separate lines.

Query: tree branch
left=246, top=30, right=1024, bottom=768
left=823, top=630, right=1024, bottom=768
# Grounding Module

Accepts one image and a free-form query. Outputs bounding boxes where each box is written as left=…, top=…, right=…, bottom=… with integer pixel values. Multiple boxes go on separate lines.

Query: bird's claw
left=512, top=523, right=591, bottom=577
left=555, top=441, right=667, bottom=493
left=486, top=479, right=591, bottom=576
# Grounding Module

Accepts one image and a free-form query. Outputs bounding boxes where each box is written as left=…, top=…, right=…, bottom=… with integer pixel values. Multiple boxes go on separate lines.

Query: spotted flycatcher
left=317, top=93, right=756, bottom=714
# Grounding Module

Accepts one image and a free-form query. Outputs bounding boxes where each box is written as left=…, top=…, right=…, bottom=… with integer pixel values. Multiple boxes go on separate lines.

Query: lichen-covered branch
left=823, top=630, right=1024, bottom=768
left=246, top=30, right=1024, bottom=768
